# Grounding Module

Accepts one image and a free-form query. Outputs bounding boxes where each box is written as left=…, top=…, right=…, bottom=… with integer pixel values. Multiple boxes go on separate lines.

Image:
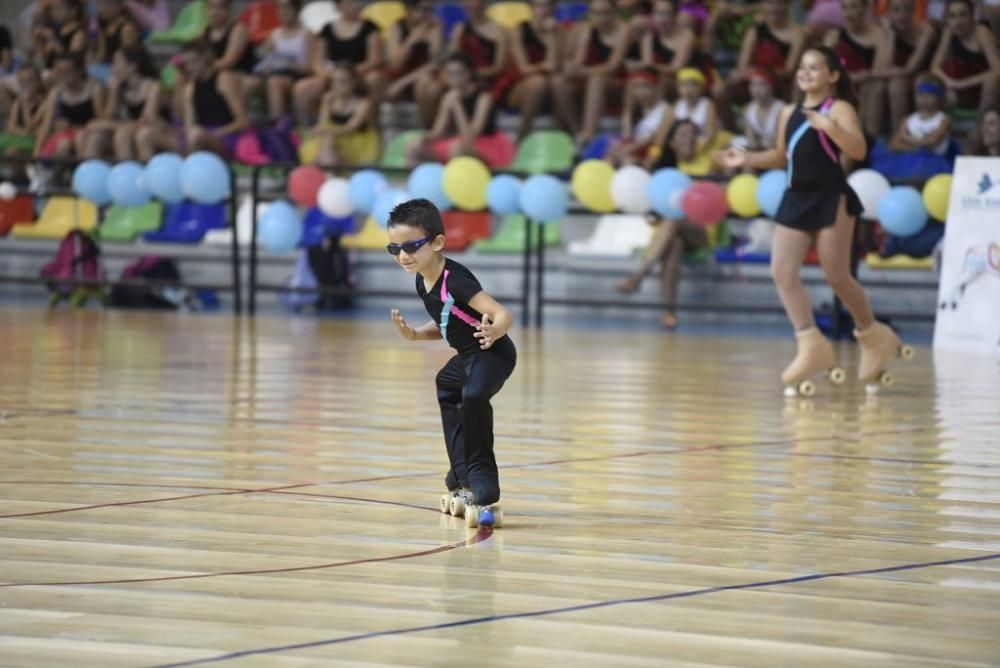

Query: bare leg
left=770, top=223, right=816, bottom=331
left=618, top=218, right=679, bottom=292
left=135, top=124, right=176, bottom=162
left=187, top=126, right=229, bottom=157
left=267, top=75, right=294, bottom=121
left=510, top=74, right=548, bottom=143
left=551, top=77, right=580, bottom=137
left=980, top=71, right=1000, bottom=113
left=363, top=70, right=386, bottom=125
left=113, top=124, right=135, bottom=161
left=292, top=75, right=328, bottom=127
left=815, top=196, right=875, bottom=330
left=578, top=72, right=609, bottom=146
left=414, top=72, right=445, bottom=129
left=859, top=79, right=884, bottom=138
left=659, top=236, right=684, bottom=328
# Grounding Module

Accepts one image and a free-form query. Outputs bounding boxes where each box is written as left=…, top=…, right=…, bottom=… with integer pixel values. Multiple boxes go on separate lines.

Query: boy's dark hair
left=387, top=198, right=445, bottom=237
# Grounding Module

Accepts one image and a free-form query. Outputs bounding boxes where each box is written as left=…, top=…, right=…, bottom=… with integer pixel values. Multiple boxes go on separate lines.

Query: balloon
left=442, top=156, right=490, bottom=210
left=519, top=174, right=568, bottom=222
left=72, top=160, right=112, bottom=205
left=726, top=173, right=760, bottom=218
left=682, top=181, right=728, bottom=226
left=372, top=188, right=413, bottom=228
left=257, top=199, right=302, bottom=253
left=648, top=168, right=692, bottom=219
left=145, top=153, right=184, bottom=203
left=317, top=177, right=353, bottom=218
left=877, top=186, right=928, bottom=237
left=107, top=161, right=150, bottom=208
left=847, top=168, right=890, bottom=220
left=349, top=169, right=389, bottom=214
left=755, top=169, right=787, bottom=218
left=180, top=151, right=231, bottom=204
left=487, top=175, right=522, bottom=216
left=611, top=165, right=651, bottom=214
left=407, top=162, right=451, bottom=210
left=571, top=160, right=615, bottom=212
left=0, top=182, right=15, bottom=200
left=288, top=165, right=326, bottom=209
left=922, top=173, right=952, bottom=222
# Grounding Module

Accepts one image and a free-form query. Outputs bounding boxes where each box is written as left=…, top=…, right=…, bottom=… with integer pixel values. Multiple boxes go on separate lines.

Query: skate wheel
left=828, top=367, right=846, bottom=385
left=465, top=506, right=479, bottom=528
left=797, top=380, right=816, bottom=397
left=879, top=371, right=894, bottom=388
left=450, top=495, right=465, bottom=517
left=899, top=345, right=914, bottom=360
left=440, top=494, right=451, bottom=514
left=783, top=385, right=798, bottom=398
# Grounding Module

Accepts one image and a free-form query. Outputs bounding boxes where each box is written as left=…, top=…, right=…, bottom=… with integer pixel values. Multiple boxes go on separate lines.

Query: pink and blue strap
left=438, top=269, right=480, bottom=338
left=786, top=97, right=837, bottom=186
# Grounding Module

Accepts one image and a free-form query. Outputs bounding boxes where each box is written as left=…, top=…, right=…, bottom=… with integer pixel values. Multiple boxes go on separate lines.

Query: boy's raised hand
left=391, top=309, right=418, bottom=341
left=474, top=313, right=497, bottom=350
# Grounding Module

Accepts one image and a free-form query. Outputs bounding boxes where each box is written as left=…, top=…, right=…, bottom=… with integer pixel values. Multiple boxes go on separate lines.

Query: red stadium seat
left=442, top=211, right=491, bottom=251
left=239, top=1, right=281, bottom=44
left=0, top=196, right=35, bottom=236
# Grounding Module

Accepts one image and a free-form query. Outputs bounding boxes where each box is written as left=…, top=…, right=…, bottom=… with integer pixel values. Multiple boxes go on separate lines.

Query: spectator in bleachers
left=740, top=68, right=784, bottom=150
left=385, top=0, right=444, bottom=128
left=870, top=0, right=936, bottom=132
left=294, top=0, right=383, bottom=125
left=201, top=0, right=259, bottom=99
left=91, top=47, right=174, bottom=161
left=964, top=106, right=1000, bottom=155
left=506, top=0, right=564, bottom=142
left=124, top=0, right=171, bottom=33
left=646, top=67, right=730, bottom=167
left=825, top=0, right=888, bottom=136
left=723, top=0, right=804, bottom=105
left=930, top=0, right=1000, bottom=114
left=639, top=0, right=695, bottom=98
left=94, top=0, right=141, bottom=66
left=435, top=0, right=512, bottom=119
left=311, top=61, right=380, bottom=166
left=182, top=39, right=248, bottom=157
left=257, top=0, right=316, bottom=125
left=33, top=0, right=87, bottom=74
left=2, top=67, right=47, bottom=173
left=407, top=53, right=515, bottom=168
left=870, top=73, right=955, bottom=179
left=553, top=0, right=630, bottom=149
left=607, top=68, right=671, bottom=163
left=617, top=118, right=713, bottom=329
left=35, top=52, right=105, bottom=159
left=0, top=23, right=13, bottom=118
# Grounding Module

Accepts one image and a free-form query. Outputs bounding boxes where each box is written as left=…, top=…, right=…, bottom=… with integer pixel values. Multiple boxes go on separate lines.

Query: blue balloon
left=519, top=174, right=568, bottom=222
left=756, top=169, right=787, bottom=218
left=372, top=189, right=413, bottom=228
left=877, top=186, right=928, bottom=237
left=407, top=163, right=450, bottom=210
left=258, top=200, right=303, bottom=254
left=349, top=169, right=389, bottom=214
left=487, top=175, right=522, bottom=216
left=107, top=161, right=150, bottom=208
left=180, top=151, right=231, bottom=204
left=145, top=153, right=185, bottom=203
left=72, top=160, right=112, bottom=205
left=648, top=168, right=692, bottom=219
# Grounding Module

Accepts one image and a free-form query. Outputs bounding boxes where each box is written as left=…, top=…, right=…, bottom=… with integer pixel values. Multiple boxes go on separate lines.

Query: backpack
left=308, top=233, right=354, bottom=310
left=110, top=255, right=190, bottom=310
left=40, top=230, right=104, bottom=302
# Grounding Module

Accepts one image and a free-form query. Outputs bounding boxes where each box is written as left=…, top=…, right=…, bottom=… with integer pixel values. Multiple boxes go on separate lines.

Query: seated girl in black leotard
left=407, top=54, right=515, bottom=168
left=506, top=0, right=567, bottom=142
left=870, top=0, right=936, bottom=131
left=32, top=0, right=87, bottom=75
left=930, top=0, right=1000, bottom=113
left=94, top=0, right=141, bottom=68
left=310, top=62, right=379, bottom=166
left=385, top=0, right=444, bottom=128
left=36, top=53, right=105, bottom=160
left=639, top=0, right=695, bottom=96
left=182, top=40, right=249, bottom=158
left=825, top=0, right=888, bottom=136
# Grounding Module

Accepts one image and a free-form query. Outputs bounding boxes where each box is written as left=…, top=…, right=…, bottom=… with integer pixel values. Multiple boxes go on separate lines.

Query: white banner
left=933, top=156, right=1000, bottom=355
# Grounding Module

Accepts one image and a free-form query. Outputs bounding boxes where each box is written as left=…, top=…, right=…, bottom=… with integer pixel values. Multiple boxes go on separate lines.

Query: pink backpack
left=40, top=230, right=104, bottom=298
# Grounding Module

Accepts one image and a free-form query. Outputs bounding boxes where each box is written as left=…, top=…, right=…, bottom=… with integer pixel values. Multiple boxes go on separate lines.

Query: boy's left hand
left=474, top=314, right=498, bottom=349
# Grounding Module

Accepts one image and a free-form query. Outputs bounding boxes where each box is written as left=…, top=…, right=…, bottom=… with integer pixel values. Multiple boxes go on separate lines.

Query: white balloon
left=0, top=182, right=16, bottom=200
left=847, top=168, right=890, bottom=220
left=317, top=178, right=353, bottom=218
left=611, top=165, right=652, bottom=214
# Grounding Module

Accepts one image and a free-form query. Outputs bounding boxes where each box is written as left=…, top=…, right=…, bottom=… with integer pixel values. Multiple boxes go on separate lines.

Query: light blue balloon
left=257, top=200, right=303, bottom=254
left=756, top=169, right=787, bottom=218
left=372, top=188, right=413, bottom=228
left=407, top=163, right=450, bottom=210
left=519, top=174, right=568, bottom=222
left=648, top=168, right=692, bottom=219
left=180, top=151, right=231, bottom=204
left=72, top=160, right=112, bottom=205
left=877, top=186, right=928, bottom=237
left=145, top=153, right=185, bottom=203
left=349, top=169, right=389, bottom=214
left=487, top=175, right=522, bottom=216
left=107, top=161, right=150, bottom=208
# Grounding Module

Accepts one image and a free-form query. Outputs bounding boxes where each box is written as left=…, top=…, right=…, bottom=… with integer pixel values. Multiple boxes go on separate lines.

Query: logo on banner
left=962, top=171, right=1000, bottom=208
left=939, top=242, right=1000, bottom=311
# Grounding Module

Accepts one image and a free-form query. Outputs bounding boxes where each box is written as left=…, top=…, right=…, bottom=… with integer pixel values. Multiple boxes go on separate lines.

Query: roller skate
left=465, top=502, right=503, bottom=529
left=447, top=489, right=474, bottom=517
left=855, top=322, right=914, bottom=393
left=781, top=327, right=846, bottom=397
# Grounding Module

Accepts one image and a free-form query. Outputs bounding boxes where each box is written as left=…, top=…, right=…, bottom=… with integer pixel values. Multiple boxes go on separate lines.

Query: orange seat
left=442, top=211, right=490, bottom=251
left=239, top=1, right=281, bottom=44
left=0, top=196, right=35, bottom=236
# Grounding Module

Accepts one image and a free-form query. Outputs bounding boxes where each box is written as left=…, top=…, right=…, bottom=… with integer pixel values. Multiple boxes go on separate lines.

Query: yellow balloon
left=726, top=173, right=761, bottom=218
left=572, top=160, right=616, bottom=213
left=298, top=136, right=321, bottom=164
left=922, top=173, right=952, bottom=222
left=442, top=156, right=491, bottom=210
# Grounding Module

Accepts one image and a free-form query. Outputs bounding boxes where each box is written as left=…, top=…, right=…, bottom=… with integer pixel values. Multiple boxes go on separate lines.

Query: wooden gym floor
left=0, top=306, right=998, bottom=667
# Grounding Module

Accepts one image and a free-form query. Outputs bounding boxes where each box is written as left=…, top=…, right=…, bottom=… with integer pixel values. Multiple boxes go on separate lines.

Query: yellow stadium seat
left=342, top=216, right=389, bottom=250
left=361, top=1, right=406, bottom=35
left=864, top=252, right=935, bottom=270
left=487, top=1, right=532, bottom=27
left=12, top=197, right=98, bottom=239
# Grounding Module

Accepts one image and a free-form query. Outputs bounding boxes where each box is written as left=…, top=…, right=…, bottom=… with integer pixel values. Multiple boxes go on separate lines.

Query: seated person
left=740, top=68, right=784, bottom=151
left=182, top=39, right=249, bottom=158
left=870, top=0, right=936, bottom=132
left=310, top=62, right=380, bottom=166
left=257, top=0, right=316, bottom=125
left=870, top=73, right=956, bottom=179
left=930, top=0, right=1000, bottom=113
left=35, top=53, right=105, bottom=160
left=964, top=106, right=1000, bottom=156
left=646, top=67, right=732, bottom=169
left=385, top=0, right=444, bottom=128
left=825, top=0, right=889, bottom=136
left=605, top=68, right=671, bottom=164
left=506, top=0, right=566, bottom=142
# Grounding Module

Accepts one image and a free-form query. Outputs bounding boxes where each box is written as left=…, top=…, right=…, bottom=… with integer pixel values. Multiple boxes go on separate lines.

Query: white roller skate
left=465, top=503, right=503, bottom=529
left=855, top=322, right=914, bottom=393
left=781, top=327, right=846, bottom=397
left=448, top=489, right=474, bottom=517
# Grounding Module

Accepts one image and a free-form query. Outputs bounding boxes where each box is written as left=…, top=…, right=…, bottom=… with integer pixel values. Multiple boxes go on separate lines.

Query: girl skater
left=716, top=45, right=910, bottom=396
left=388, top=199, right=516, bottom=528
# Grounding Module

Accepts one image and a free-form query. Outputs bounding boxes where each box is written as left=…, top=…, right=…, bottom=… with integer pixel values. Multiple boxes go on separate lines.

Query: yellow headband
left=677, top=67, right=706, bottom=86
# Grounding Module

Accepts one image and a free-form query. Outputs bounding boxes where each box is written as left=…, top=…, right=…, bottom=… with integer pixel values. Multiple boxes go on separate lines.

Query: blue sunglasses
left=387, top=235, right=434, bottom=256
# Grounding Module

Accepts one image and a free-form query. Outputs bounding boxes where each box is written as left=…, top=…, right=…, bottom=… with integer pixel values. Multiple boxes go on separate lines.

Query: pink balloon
left=682, top=181, right=728, bottom=226
left=288, top=165, right=326, bottom=209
